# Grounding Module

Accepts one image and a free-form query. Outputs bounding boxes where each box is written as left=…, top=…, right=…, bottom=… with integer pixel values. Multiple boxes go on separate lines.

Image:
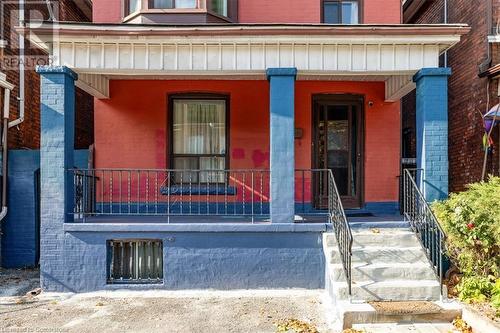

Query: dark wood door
left=313, top=95, right=363, bottom=209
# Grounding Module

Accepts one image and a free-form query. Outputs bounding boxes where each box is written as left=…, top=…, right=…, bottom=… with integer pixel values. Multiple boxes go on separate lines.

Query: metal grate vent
left=107, top=240, right=163, bottom=284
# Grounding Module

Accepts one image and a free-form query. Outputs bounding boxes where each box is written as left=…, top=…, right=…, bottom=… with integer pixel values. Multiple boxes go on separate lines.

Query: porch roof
left=24, top=22, right=470, bottom=101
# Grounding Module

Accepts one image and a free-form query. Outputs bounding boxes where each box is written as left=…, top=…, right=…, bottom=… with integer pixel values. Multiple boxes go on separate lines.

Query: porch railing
left=69, top=168, right=333, bottom=222
left=403, top=169, right=446, bottom=298
left=327, top=169, right=353, bottom=297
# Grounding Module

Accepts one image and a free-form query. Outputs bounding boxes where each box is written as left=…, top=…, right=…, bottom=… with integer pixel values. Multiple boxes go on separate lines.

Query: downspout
left=0, top=87, right=11, bottom=222
left=443, top=0, right=448, bottom=67
left=9, top=0, right=24, bottom=129
left=479, top=0, right=493, bottom=74
left=0, top=77, right=14, bottom=224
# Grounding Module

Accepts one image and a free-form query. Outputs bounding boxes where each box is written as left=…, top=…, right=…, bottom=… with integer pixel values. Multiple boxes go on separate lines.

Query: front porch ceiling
left=25, top=22, right=469, bottom=100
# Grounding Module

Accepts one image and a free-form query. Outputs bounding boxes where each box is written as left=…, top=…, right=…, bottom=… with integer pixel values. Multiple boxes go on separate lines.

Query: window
left=151, top=0, right=197, bottom=9
left=107, top=240, right=163, bottom=284
left=209, top=0, right=228, bottom=16
left=171, top=96, right=228, bottom=183
left=323, top=0, right=359, bottom=24
left=126, top=0, right=142, bottom=15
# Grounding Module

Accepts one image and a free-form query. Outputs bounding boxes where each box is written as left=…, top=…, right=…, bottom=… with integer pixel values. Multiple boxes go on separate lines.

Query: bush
left=433, top=176, right=500, bottom=309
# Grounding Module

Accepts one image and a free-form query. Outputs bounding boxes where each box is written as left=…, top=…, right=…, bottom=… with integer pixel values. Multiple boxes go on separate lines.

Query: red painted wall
left=94, top=80, right=400, bottom=203
left=238, top=0, right=321, bottom=23
left=93, top=0, right=122, bottom=23
left=92, top=0, right=401, bottom=24
left=363, top=0, right=401, bottom=24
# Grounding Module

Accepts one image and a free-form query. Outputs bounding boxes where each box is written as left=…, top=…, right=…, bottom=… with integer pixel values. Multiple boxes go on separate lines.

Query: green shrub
left=433, top=176, right=500, bottom=309
left=492, top=279, right=500, bottom=310
left=433, top=176, right=500, bottom=278
left=457, top=276, right=493, bottom=303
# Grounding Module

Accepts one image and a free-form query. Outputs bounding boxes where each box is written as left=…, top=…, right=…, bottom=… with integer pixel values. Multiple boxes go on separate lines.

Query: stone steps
left=323, top=225, right=453, bottom=328
left=331, top=279, right=441, bottom=301
left=329, top=246, right=429, bottom=264
left=326, top=229, right=420, bottom=248
left=329, top=262, right=437, bottom=281
left=342, top=301, right=462, bottom=331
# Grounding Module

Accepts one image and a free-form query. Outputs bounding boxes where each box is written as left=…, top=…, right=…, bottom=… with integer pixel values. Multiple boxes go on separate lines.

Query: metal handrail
left=327, top=169, right=353, bottom=297
left=403, top=169, right=446, bottom=298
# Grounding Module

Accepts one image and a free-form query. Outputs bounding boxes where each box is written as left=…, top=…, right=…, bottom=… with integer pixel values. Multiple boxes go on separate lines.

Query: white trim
left=48, top=39, right=444, bottom=75
left=76, top=73, right=110, bottom=99
left=0, top=40, right=6, bottom=48
left=0, top=72, right=15, bottom=91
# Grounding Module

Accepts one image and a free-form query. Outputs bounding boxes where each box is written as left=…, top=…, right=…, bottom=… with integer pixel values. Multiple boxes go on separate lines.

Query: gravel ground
left=0, top=268, right=40, bottom=297
left=0, top=290, right=335, bottom=333
left=0, top=269, right=458, bottom=333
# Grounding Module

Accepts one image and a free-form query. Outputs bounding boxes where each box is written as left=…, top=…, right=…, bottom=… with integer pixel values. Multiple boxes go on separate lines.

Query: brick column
left=413, top=68, right=451, bottom=201
left=266, top=68, right=297, bottom=223
left=36, top=66, right=77, bottom=291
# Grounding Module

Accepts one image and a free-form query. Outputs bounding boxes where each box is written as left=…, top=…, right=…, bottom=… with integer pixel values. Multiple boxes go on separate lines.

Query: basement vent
left=107, top=240, right=163, bottom=284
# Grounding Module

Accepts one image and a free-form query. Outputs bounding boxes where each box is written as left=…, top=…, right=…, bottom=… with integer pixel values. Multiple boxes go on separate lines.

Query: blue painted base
left=42, top=230, right=325, bottom=292
left=363, top=202, right=400, bottom=215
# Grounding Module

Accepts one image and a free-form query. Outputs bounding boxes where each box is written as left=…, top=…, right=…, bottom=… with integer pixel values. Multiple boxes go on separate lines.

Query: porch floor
left=72, top=213, right=405, bottom=226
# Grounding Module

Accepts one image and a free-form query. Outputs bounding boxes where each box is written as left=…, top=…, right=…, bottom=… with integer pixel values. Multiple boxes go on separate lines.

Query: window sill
left=160, top=185, right=237, bottom=196
left=123, top=8, right=232, bottom=23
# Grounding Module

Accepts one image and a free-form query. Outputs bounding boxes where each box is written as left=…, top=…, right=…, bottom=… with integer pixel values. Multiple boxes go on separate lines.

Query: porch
left=28, top=23, right=468, bottom=227
left=26, top=22, right=469, bottom=292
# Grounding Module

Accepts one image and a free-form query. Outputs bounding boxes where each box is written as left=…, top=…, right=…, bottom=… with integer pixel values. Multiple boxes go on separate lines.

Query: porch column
left=413, top=68, right=451, bottom=201
left=266, top=68, right=297, bottom=223
left=36, top=66, right=77, bottom=290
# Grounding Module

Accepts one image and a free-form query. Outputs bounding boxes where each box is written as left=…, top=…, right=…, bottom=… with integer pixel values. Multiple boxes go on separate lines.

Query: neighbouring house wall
left=1, top=150, right=89, bottom=268
left=239, top=0, right=401, bottom=24
left=1, top=0, right=94, bottom=149
left=93, top=0, right=401, bottom=24
left=403, top=0, right=500, bottom=192
left=94, top=80, right=400, bottom=205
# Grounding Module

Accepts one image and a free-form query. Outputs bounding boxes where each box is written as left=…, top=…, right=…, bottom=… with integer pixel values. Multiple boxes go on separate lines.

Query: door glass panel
left=326, top=106, right=349, bottom=196
left=350, top=106, right=357, bottom=196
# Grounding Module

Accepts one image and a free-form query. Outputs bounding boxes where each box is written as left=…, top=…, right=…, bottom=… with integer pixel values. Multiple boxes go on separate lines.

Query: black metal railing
left=70, top=168, right=332, bottom=222
left=403, top=169, right=446, bottom=297
left=327, top=169, right=353, bottom=297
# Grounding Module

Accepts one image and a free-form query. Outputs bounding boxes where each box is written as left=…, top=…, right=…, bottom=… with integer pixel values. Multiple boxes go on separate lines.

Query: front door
left=313, top=95, right=363, bottom=209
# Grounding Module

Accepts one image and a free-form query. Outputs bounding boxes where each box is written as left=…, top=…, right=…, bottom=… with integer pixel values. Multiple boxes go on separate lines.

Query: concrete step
left=330, top=246, right=429, bottom=264
left=329, top=262, right=437, bottom=282
left=326, top=229, right=420, bottom=248
left=352, top=323, right=455, bottom=333
left=340, top=301, right=462, bottom=330
left=332, top=279, right=441, bottom=301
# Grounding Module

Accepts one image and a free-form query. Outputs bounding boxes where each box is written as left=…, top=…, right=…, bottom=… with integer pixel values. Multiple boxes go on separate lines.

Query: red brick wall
left=403, top=0, right=500, bottom=192
left=1, top=0, right=94, bottom=150
left=94, top=0, right=401, bottom=24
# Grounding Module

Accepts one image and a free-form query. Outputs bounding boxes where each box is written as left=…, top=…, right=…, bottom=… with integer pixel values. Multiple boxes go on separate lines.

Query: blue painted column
left=413, top=68, right=451, bottom=201
left=266, top=68, right=297, bottom=223
left=36, top=66, right=77, bottom=290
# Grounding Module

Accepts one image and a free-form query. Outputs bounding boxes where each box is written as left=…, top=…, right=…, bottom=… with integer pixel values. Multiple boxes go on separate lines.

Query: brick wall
left=1, top=0, right=93, bottom=150
left=403, top=0, right=500, bottom=192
